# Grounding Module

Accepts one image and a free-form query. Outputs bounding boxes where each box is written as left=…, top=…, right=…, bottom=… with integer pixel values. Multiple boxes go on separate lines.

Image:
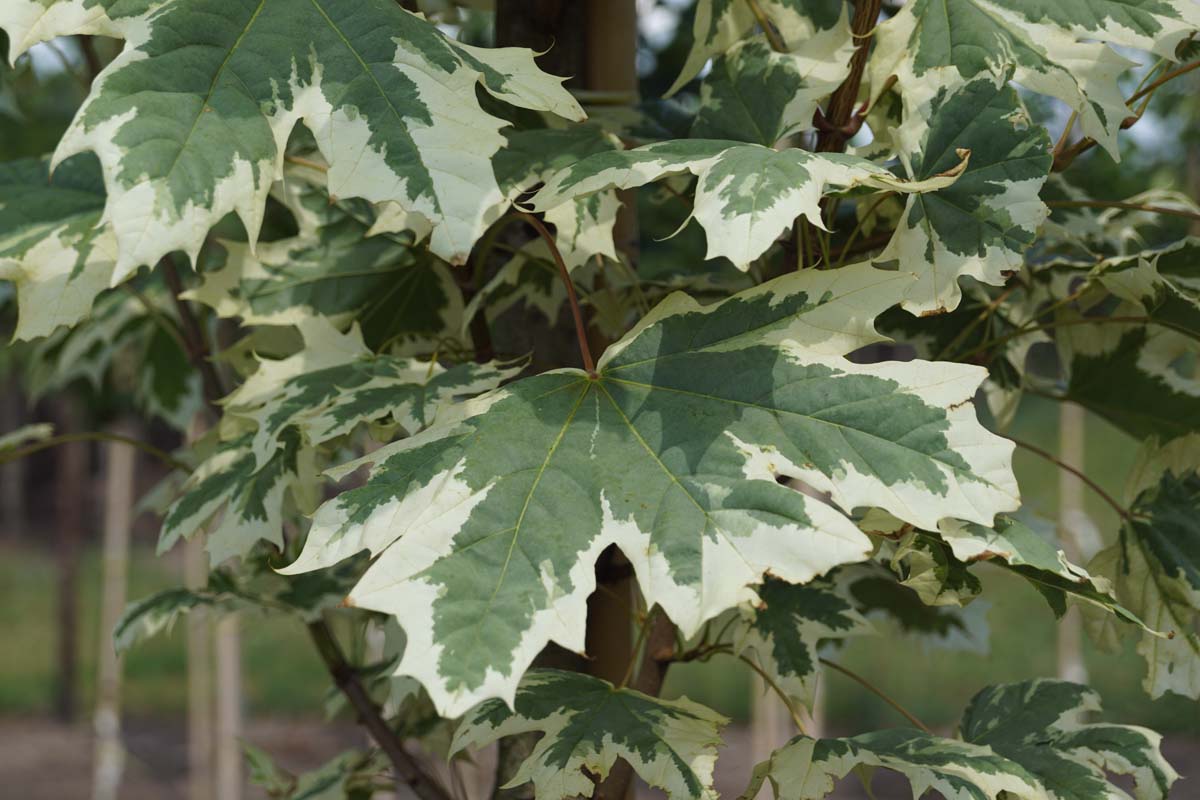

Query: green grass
left=0, top=545, right=328, bottom=716
left=1, top=398, right=1196, bottom=736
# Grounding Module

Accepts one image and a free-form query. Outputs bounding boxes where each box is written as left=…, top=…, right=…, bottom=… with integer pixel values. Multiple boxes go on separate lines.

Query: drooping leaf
left=23, top=287, right=204, bottom=429
left=223, top=316, right=519, bottom=467
left=743, top=728, right=1044, bottom=800
left=732, top=576, right=873, bottom=708
left=158, top=430, right=318, bottom=565
left=532, top=140, right=967, bottom=270
left=5, top=0, right=583, bottom=277
left=282, top=262, right=1019, bottom=715
left=890, top=529, right=984, bottom=607
left=461, top=239, right=568, bottom=329
left=691, top=28, right=854, bottom=147
left=452, top=669, right=727, bottom=800
left=0, top=154, right=117, bottom=340
left=868, top=0, right=1200, bottom=157
left=939, top=516, right=1147, bottom=628
left=669, top=0, right=848, bottom=95
left=1088, top=434, right=1200, bottom=698
left=875, top=74, right=1051, bottom=314
left=114, top=586, right=235, bottom=654
left=1056, top=240, right=1200, bottom=440
left=961, top=679, right=1178, bottom=800
left=186, top=167, right=465, bottom=349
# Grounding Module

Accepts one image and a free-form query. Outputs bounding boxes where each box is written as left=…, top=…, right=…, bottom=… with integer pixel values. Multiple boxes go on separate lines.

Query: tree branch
left=307, top=620, right=453, bottom=800
left=815, top=0, right=880, bottom=153
left=0, top=432, right=189, bottom=473
left=160, top=257, right=228, bottom=415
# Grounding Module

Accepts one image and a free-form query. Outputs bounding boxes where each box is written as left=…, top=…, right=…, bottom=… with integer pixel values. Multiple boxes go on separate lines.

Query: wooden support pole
left=92, top=424, right=137, bottom=800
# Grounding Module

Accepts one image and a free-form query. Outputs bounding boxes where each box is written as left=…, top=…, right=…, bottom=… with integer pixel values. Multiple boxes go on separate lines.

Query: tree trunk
left=186, top=534, right=215, bottom=800
left=54, top=397, right=87, bottom=722
left=92, top=424, right=137, bottom=800
left=0, top=388, right=26, bottom=538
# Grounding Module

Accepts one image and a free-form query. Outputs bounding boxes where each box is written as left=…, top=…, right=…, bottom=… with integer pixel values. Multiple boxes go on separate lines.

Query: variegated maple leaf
left=1, top=0, right=583, bottom=279
left=874, top=73, right=1052, bottom=314
left=1058, top=238, right=1200, bottom=440
left=532, top=140, right=967, bottom=271
left=0, top=154, right=116, bottom=340
left=223, top=316, right=519, bottom=468
left=961, top=680, right=1177, bottom=799
left=868, top=0, right=1200, bottom=158
left=744, top=728, right=1043, bottom=800
left=185, top=163, right=465, bottom=349
left=1088, top=434, right=1200, bottom=698
left=158, top=430, right=318, bottom=565
left=669, top=0, right=850, bottom=96
left=282, top=262, right=1018, bottom=715
left=732, top=576, right=873, bottom=708
left=691, top=29, right=854, bottom=147
left=453, top=670, right=726, bottom=800
left=748, top=679, right=1177, bottom=800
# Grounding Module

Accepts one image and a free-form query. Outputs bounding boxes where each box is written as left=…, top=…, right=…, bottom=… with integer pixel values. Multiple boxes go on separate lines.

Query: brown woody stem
left=307, top=621, right=453, bottom=800
left=816, top=0, right=880, bottom=153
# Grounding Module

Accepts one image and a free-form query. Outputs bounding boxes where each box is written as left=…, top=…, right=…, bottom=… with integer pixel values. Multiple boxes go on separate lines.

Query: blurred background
left=1, top=1, right=1198, bottom=797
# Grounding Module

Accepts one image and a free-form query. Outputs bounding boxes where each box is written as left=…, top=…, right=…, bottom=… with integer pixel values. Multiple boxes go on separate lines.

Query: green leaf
left=158, top=430, right=318, bottom=565
left=8, top=0, right=583, bottom=277
left=691, top=29, right=854, bottom=147
left=732, top=576, right=873, bottom=707
left=669, top=0, right=848, bottom=96
left=875, top=74, right=1052, bottom=314
left=532, top=140, right=967, bottom=270
left=744, top=728, right=1044, bottom=800
left=961, top=680, right=1178, bottom=800
left=452, top=669, right=727, bottom=800
left=223, top=316, right=520, bottom=468
left=890, top=529, right=984, bottom=607
left=868, top=0, right=1200, bottom=157
left=0, top=154, right=117, bottom=340
left=1089, top=434, right=1200, bottom=698
left=282, top=262, right=1018, bottom=715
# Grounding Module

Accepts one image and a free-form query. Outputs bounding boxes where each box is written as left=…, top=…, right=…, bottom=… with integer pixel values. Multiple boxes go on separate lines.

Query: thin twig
left=0, top=432, right=189, bottom=473
left=745, top=0, right=788, bottom=52
left=307, top=620, right=453, bottom=800
left=1007, top=436, right=1132, bottom=521
left=836, top=193, right=894, bottom=269
left=518, top=212, right=597, bottom=376
left=1046, top=199, right=1200, bottom=223
left=728, top=652, right=807, bottom=734
left=819, top=658, right=932, bottom=734
left=1052, top=58, right=1200, bottom=171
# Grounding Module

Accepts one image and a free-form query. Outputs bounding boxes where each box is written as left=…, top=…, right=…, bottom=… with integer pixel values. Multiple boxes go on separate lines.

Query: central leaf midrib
left=603, top=375, right=994, bottom=489
left=456, top=381, right=591, bottom=661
